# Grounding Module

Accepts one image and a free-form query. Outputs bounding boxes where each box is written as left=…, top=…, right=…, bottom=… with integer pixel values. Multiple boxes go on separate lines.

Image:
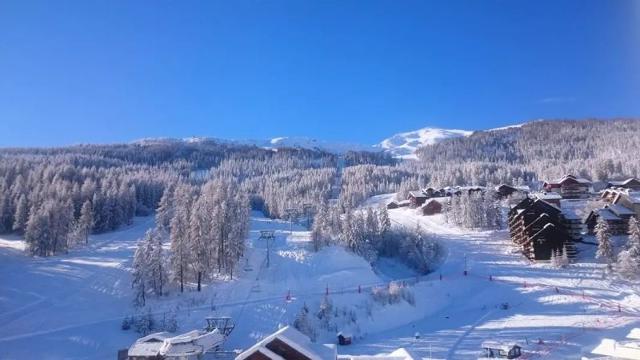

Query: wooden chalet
left=235, top=326, right=337, bottom=360
left=508, top=198, right=575, bottom=261
left=585, top=207, right=630, bottom=235
left=612, top=191, right=640, bottom=219
left=386, top=200, right=409, bottom=210
left=419, top=198, right=443, bottom=216
left=423, top=187, right=445, bottom=198
left=607, top=178, right=640, bottom=191
left=495, top=184, right=529, bottom=199
left=533, top=192, right=562, bottom=207
left=543, top=174, right=592, bottom=199
left=407, top=191, right=429, bottom=208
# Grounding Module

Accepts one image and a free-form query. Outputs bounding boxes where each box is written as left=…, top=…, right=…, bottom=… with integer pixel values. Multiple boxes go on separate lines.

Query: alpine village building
left=508, top=198, right=576, bottom=261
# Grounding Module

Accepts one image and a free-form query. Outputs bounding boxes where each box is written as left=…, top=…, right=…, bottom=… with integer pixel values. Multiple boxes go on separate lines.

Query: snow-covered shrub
left=294, top=303, right=316, bottom=341
left=371, top=282, right=415, bottom=306
left=316, top=295, right=333, bottom=330
left=133, top=310, right=156, bottom=335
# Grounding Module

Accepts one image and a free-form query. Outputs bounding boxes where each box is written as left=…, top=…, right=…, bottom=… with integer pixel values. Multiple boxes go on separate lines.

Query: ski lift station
left=126, top=317, right=235, bottom=360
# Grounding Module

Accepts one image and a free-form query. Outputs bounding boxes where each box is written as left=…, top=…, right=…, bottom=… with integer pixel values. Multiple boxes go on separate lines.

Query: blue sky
left=1, top=0, right=639, bottom=147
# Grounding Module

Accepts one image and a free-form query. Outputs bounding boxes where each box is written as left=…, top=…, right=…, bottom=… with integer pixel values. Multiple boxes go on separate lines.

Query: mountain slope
left=376, top=127, right=474, bottom=159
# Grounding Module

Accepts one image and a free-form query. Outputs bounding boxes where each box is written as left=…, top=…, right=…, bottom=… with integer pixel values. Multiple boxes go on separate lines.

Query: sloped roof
left=596, top=208, right=622, bottom=221
left=129, top=329, right=225, bottom=358
left=408, top=191, right=427, bottom=198
left=535, top=192, right=562, bottom=200
left=606, top=204, right=636, bottom=217
left=546, top=174, right=592, bottom=186
left=530, top=223, right=562, bottom=242
left=236, top=326, right=337, bottom=360
left=608, top=178, right=640, bottom=186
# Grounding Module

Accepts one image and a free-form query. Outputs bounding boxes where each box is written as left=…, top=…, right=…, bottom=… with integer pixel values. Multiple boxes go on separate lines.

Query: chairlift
left=205, top=316, right=236, bottom=337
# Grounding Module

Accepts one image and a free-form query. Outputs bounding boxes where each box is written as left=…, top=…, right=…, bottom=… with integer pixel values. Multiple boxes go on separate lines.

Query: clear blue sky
left=1, top=0, right=639, bottom=147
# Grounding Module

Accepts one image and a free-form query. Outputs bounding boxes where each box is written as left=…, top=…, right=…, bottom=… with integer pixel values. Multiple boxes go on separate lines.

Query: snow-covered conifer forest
left=3, top=118, right=640, bottom=359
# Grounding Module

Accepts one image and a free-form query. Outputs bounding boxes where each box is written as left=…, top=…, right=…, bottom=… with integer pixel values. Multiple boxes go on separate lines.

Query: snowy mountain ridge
left=375, top=127, right=474, bottom=159
left=133, top=121, right=529, bottom=158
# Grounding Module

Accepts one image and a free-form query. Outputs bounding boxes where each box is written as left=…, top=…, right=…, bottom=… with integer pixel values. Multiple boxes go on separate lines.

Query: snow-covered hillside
left=3, top=194, right=640, bottom=359
left=132, top=136, right=373, bottom=154
left=376, top=127, right=474, bottom=159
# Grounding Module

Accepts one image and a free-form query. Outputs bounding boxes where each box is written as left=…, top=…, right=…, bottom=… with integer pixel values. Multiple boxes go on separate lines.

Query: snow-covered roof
left=552, top=174, right=592, bottom=185
left=408, top=191, right=427, bottom=198
left=339, top=348, right=417, bottom=360
left=128, top=332, right=171, bottom=357
left=481, top=341, right=520, bottom=352
left=606, top=204, right=636, bottom=217
left=535, top=192, right=562, bottom=200
left=628, top=328, right=640, bottom=340
left=236, top=326, right=337, bottom=360
left=129, top=329, right=224, bottom=358
left=596, top=208, right=622, bottom=221
left=561, top=207, right=582, bottom=220
left=591, top=338, right=640, bottom=359
left=608, top=178, right=640, bottom=186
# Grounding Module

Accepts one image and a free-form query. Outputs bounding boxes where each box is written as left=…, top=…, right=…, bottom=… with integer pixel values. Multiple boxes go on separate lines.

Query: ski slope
left=2, top=198, right=640, bottom=359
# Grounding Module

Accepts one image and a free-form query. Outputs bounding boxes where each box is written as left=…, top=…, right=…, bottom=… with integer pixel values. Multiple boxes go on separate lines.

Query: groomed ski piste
left=1, top=193, right=640, bottom=359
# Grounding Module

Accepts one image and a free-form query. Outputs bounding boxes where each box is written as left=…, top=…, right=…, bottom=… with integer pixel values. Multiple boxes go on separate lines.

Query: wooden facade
left=419, top=199, right=443, bottom=216
left=508, top=198, right=575, bottom=261
left=543, top=175, right=592, bottom=199
left=585, top=207, right=630, bottom=235
left=607, top=178, right=640, bottom=191
left=407, top=191, right=428, bottom=208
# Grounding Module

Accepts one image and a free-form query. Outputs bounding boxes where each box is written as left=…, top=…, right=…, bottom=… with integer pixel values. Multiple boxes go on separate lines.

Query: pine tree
left=561, top=244, right=570, bottom=267
left=617, top=217, right=640, bottom=278
left=78, top=200, right=94, bottom=244
left=169, top=183, right=196, bottom=292
left=293, top=303, right=315, bottom=340
left=132, top=233, right=150, bottom=307
left=148, top=230, right=167, bottom=296
left=12, top=194, right=28, bottom=234
left=595, top=217, right=615, bottom=270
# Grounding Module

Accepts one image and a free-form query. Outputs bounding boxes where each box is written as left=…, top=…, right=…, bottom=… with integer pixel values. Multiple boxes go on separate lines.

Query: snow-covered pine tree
left=12, top=194, right=28, bottom=234
left=156, top=182, right=176, bottom=232
left=561, top=244, right=570, bottom=267
left=365, top=207, right=379, bottom=248
left=132, top=232, right=151, bottom=306
left=169, top=183, right=196, bottom=293
left=595, top=217, right=615, bottom=270
left=293, top=303, right=315, bottom=340
left=311, top=203, right=330, bottom=252
left=148, top=230, right=167, bottom=296
left=77, top=200, right=94, bottom=244
left=617, top=216, right=640, bottom=278
left=377, top=206, right=391, bottom=253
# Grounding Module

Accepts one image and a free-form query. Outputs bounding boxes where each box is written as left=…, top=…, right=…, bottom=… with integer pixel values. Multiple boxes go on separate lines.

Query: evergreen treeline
left=443, top=190, right=503, bottom=230
left=0, top=141, right=346, bottom=257
left=312, top=205, right=440, bottom=273
left=132, top=178, right=251, bottom=303
left=414, top=119, right=640, bottom=185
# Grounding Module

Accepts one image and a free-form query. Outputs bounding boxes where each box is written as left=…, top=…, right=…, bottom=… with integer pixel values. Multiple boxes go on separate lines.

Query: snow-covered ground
left=2, top=196, right=640, bottom=359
